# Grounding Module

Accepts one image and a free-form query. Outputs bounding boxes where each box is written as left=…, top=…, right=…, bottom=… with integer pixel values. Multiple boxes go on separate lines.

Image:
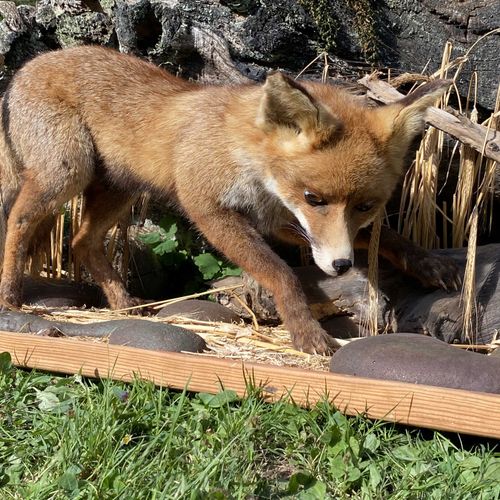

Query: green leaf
left=35, top=387, right=73, bottom=412
left=35, top=389, right=61, bottom=411
left=59, top=470, right=79, bottom=492
left=369, top=463, right=382, bottom=488
left=287, top=472, right=316, bottom=494
left=298, top=479, right=327, bottom=499
left=347, top=467, right=361, bottom=483
left=208, top=390, right=239, bottom=408
left=0, top=352, right=12, bottom=374
left=154, top=239, right=178, bottom=255
left=363, top=433, right=380, bottom=453
left=459, top=469, right=475, bottom=484
left=459, top=456, right=482, bottom=470
left=349, top=436, right=360, bottom=458
left=194, top=253, right=222, bottom=280
left=140, top=231, right=164, bottom=245
left=484, top=458, right=500, bottom=480
left=112, top=475, right=127, bottom=493
left=392, top=444, right=420, bottom=461
left=320, top=427, right=341, bottom=446
left=329, top=456, right=345, bottom=479
left=220, top=265, right=242, bottom=277
left=197, top=392, right=215, bottom=406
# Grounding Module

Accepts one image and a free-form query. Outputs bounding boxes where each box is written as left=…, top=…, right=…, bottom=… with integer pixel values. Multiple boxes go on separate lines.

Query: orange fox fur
left=0, top=46, right=459, bottom=353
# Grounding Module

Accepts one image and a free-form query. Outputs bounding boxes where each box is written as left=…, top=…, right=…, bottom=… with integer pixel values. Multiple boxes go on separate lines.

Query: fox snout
left=311, top=243, right=355, bottom=277
left=332, top=258, right=352, bottom=275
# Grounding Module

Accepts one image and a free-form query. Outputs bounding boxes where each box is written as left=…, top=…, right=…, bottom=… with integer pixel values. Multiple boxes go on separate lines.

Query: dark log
left=213, top=244, right=500, bottom=345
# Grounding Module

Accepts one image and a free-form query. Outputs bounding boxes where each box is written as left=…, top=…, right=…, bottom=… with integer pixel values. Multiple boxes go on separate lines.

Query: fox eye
left=355, top=201, right=375, bottom=212
left=304, top=190, right=327, bottom=207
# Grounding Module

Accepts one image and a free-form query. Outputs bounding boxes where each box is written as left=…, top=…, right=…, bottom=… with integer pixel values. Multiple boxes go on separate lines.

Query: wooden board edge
left=0, top=331, right=499, bottom=439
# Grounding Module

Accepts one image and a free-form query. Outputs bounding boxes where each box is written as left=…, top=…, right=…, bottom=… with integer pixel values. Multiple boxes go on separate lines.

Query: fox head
left=256, top=73, right=450, bottom=277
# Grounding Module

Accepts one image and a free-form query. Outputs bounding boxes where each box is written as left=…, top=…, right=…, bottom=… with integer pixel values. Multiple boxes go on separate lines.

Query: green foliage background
left=140, top=214, right=240, bottom=295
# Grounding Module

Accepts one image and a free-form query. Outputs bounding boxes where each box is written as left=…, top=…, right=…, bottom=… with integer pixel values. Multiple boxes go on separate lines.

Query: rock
left=22, top=276, right=105, bottom=308
left=330, top=333, right=500, bottom=394
left=0, top=311, right=206, bottom=353
left=108, top=321, right=206, bottom=353
left=321, top=316, right=360, bottom=339
left=156, top=299, right=241, bottom=323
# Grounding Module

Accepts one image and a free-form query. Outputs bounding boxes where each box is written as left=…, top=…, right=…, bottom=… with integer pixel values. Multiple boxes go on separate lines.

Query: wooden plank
left=1, top=330, right=499, bottom=439
left=358, top=75, right=500, bottom=163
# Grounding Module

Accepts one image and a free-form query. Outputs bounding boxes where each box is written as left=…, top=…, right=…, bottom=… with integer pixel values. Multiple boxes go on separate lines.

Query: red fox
left=0, top=46, right=459, bottom=353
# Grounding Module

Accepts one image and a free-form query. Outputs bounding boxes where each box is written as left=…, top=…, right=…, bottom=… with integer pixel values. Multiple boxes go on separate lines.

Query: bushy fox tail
left=0, top=97, right=21, bottom=270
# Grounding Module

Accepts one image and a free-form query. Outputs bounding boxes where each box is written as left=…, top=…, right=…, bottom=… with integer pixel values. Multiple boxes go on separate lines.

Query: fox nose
left=332, top=259, right=352, bottom=275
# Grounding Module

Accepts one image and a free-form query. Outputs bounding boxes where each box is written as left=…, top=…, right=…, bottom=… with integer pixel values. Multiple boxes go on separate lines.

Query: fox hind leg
left=0, top=171, right=91, bottom=307
left=71, top=181, right=138, bottom=310
left=0, top=106, right=95, bottom=306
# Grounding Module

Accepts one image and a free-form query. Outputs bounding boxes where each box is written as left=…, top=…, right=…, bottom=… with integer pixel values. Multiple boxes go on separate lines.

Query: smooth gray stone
left=156, top=299, right=241, bottom=323
left=108, top=322, right=206, bottom=353
left=22, top=276, right=104, bottom=308
left=0, top=311, right=206, bottom=353
left=330, top=333, right=500, bottom=394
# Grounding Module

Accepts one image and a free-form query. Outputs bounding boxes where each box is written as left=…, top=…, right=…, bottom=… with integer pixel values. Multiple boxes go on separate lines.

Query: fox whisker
left=288, top=221, right=312, bottom=245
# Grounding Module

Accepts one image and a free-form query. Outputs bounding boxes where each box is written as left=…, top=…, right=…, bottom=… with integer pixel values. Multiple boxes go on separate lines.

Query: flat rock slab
left=156, top=299, right=241, bottom=323
left=108, top=322, right=206, bottom=353
left=330, top=333, right=500, bottom=394
left=0, top=311, right=206, bottom=353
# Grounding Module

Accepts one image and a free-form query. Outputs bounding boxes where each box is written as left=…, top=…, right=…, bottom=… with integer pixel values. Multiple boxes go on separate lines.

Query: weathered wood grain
left=1, top=331, right=499, bottom=439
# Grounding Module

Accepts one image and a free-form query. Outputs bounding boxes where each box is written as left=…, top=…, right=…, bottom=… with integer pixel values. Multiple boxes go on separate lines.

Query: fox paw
left=406, top=252, right=462, bottom=292
left=111, top=295, right=146, bottom=312
left=0, top=289, right=22, bottom=311
left=291, top=324, right=340, bottom=355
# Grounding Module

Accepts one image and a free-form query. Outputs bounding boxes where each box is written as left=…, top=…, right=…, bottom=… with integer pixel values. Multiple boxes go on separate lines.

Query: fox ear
left=257, top=72, right=341, bottom=148
left=377, top=79, right=451, bottom=160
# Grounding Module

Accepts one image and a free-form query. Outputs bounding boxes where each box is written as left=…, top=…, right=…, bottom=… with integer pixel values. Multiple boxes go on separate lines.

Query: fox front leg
left=186, top=208, right=339, bottom=354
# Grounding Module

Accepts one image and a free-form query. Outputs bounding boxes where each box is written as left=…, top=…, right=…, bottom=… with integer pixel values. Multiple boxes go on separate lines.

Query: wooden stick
left=113, top=284, right=243, bottom=313
left=1, top=331, right=499, bottom=439
left=358, top=75, right=500, bottom=163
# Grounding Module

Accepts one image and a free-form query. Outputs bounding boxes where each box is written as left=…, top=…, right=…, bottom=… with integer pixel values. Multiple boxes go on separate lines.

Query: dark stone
left=156, top=299, right=241, bottom=323
left=108, top=321, right=206, bottom=353
left=22, top=276, right=105, bottom=308
left=0, top=311, right=206, bottom=353
left=329, top=333, right=500, bottom=394
left=321, top=316, right=359, bottom=339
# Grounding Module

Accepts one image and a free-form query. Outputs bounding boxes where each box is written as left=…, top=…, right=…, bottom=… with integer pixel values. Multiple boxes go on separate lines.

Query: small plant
left=140, top=213, right=241, bottom=294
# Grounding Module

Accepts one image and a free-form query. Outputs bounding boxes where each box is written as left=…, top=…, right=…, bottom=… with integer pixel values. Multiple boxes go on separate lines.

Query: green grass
left=0, top=353, right=499, bottom=499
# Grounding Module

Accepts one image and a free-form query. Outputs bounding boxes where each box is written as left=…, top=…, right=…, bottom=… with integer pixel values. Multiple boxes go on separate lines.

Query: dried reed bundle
left=365, top=213, right=382, bottom=335
left=398, top=42, right=452, bottom=249
left=461, top=207, right=478, bottom=343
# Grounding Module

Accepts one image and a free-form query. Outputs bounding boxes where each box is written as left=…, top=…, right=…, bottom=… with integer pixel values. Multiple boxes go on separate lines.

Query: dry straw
left=461, top=206, right=478, bottom=343
left=365, top=213, right=382, bottom=336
